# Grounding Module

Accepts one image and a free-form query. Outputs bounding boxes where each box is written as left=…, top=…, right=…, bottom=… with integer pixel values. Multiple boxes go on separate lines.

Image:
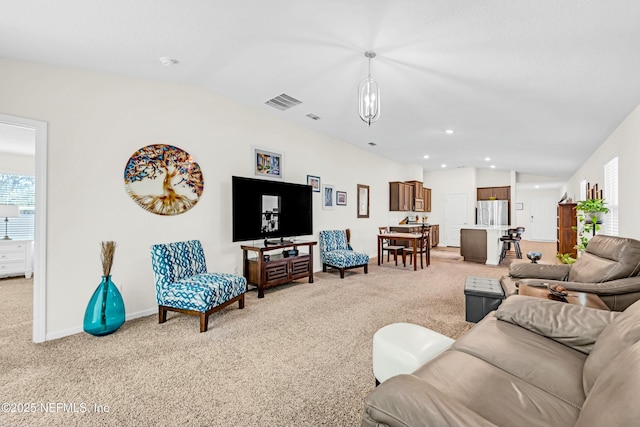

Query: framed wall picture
left=336, top=191, right=347, bottom=206
left=253, top=147, right=283, bottom=180
left=124, top=144, right=204, bottom=216
left=357, top=184, right=369, bottom=218
left=322, top=184, right=334, bottom=210
left=307, top=175, right=321, bottom=192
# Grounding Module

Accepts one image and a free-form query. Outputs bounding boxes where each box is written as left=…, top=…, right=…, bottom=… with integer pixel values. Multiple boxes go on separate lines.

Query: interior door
left=530, top=197, right=557, bottom=241
left=444, top=193, right=468, bottom=247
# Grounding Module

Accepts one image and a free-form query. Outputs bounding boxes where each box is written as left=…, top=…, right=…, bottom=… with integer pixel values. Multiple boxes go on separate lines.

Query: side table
left=518, top=284, right=609, bottom=310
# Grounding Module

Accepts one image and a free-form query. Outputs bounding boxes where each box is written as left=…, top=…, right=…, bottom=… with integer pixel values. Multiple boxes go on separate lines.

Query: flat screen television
left=232, top=176, right=313, bottom=243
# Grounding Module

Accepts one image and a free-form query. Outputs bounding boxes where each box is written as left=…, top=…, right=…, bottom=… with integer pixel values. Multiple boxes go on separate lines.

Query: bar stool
left=499, top=227, right=524, bottom=263
left=513, top=226, right=525, bottom=258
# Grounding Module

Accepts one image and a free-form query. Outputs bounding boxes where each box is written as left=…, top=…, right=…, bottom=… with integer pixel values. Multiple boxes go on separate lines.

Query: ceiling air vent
left=306, top=113, right=321, bottom=121
left=265, top=93, right=302, bottom=111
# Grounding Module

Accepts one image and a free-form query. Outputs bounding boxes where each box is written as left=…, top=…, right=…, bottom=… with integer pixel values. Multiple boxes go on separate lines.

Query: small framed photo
left=336, top=191, right=347, bottom=206
left=307, top=175, right=321, bottom=192
left=254, top=147, right=283, bottom=180
left=322, top=184, right=334, bottom=210
left=516, top=202, right=524, bottom=210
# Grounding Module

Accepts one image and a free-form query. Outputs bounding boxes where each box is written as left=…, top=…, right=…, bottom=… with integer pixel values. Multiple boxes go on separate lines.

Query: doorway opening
left=0, top=113, right=47, bottom=343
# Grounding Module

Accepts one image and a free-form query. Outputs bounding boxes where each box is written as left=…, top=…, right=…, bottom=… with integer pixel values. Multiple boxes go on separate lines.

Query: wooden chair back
left=418, top=226, right=430, bottom=250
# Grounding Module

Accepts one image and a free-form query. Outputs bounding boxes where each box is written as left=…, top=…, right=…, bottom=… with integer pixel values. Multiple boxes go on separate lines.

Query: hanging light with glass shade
left=358, top=51, right=380, bottom=125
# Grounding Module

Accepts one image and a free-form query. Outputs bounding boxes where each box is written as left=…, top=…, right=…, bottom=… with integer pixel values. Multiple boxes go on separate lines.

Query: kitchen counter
left=460, top=225, right=510, bottom=265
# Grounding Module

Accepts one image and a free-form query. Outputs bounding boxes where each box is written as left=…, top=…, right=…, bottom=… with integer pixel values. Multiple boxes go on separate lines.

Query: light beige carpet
left=0, top=240, right=556, bottom=427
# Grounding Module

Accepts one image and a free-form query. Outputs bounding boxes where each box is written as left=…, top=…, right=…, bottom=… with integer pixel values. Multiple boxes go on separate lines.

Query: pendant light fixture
left=358, top=51, right=380, bottom=126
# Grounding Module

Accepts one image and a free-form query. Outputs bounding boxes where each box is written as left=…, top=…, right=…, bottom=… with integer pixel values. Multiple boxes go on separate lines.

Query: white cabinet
left=0, top=240, right=33, bottom=278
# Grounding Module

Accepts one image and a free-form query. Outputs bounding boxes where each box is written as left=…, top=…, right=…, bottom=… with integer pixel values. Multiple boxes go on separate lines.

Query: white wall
left=563, top=104, right=640, bottom=240
left=514, top=189, right=559, bottom=240
left=424, top=167, right=477, bottom=244
left=476, top=169, right=510, bottom=187
left=0, top=59, right=422, bottom=338
left=425, top=165, right=569, bottom=243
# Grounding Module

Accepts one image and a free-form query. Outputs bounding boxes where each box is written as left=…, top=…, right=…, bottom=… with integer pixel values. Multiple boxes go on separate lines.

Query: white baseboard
left=44, top=307, right=157, bottom=342
left=126, top=307, right=156, bottom=321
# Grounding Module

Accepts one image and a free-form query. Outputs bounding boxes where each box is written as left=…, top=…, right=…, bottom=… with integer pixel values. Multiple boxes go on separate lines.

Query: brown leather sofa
left=362, top=295, right=640, bottom=427
left=500, top=235, right=640, bottom=311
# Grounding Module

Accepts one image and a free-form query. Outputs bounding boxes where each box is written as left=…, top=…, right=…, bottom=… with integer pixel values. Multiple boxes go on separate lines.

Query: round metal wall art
left=124, top=144, right=204, bottom=216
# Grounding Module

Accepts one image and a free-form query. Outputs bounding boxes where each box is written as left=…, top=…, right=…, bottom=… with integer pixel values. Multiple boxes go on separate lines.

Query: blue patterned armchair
left=150, top=240, right=246, bottom=332
left=319, top=230, right=369, bottom=278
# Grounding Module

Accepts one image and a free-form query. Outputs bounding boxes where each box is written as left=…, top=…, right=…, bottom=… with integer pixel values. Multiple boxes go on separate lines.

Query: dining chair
left=378, top=226, right=405, bottom=266
left=404, top=226, right=430, bottom=268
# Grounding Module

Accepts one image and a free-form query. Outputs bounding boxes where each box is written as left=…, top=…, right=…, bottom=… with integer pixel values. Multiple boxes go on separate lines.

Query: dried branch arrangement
left=101, top=241, right=117, bottom=277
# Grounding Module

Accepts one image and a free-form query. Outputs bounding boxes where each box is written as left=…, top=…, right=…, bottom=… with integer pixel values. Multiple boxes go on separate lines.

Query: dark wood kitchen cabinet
left=477, top=186, right=510, bottom=201
left=389, top=182, right=413, bottom=211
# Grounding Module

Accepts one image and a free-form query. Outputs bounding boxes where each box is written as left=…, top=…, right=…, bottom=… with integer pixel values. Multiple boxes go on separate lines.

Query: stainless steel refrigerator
left=476, top=200, right=508, bottom=226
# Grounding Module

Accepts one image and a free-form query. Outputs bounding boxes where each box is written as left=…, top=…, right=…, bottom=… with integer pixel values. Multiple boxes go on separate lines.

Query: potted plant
left=556, top=252, right=577, bottom=264
left=574, top=198, right=609, bottom=253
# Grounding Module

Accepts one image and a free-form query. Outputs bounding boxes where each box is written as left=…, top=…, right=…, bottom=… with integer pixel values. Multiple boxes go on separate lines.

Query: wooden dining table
left=377, top=232, right=423, bottom=271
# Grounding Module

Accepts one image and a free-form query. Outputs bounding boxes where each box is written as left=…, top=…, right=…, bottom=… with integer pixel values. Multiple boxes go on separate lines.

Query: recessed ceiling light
left=441, top=164, right=447, bottom=168
left=423, top=155, right=430, bottom=159
left=535, top=185, right=540, bottom=189
left=490, top=165, right=496, bottom=169
left=159, top=57, right=179, bottom=66
left=484, top=157, right=491, bottom=161
left=445, top=129, right=454, bottom=134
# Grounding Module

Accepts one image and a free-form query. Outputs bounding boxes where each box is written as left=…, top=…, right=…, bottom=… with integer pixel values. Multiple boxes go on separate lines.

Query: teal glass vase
left=83, top=275, right=125, bottom=336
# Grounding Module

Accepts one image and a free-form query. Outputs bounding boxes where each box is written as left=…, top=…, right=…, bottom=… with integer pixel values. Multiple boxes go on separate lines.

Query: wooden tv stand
left=241, top=240, right=317, bottom=298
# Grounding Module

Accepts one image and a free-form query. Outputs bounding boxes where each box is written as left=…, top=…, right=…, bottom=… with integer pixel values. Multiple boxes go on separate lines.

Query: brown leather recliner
left=500, top=234, right=640, bottom=311
left=362, top=296, right=640, bottom=427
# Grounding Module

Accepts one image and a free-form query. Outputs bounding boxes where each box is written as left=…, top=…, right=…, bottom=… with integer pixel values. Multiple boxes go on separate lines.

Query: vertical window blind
left=0, top=173, right=35, bottom=240
left=604, top=157, right=619, bottom=236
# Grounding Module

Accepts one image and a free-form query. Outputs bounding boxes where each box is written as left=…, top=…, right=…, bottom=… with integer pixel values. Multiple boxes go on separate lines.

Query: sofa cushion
left=411, top=350, right=581, bottom=427
left=501, top=264, right=571, bottom=297
left=362, top=374, right=498, bottom=427
left=509, top=263, right=571, bottom=280
left=495, top=295, right=619, bottom=354
left=576, top=340, right=640, bottom=427
left=454, top=311, right=587, bottom=408
left=569, top=235, right=640, bottom=283
left=583, top=298, right=640, bottom=395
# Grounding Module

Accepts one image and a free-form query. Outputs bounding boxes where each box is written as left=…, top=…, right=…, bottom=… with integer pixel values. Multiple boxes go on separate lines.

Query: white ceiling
left=2, top=0, right=640, bottom=180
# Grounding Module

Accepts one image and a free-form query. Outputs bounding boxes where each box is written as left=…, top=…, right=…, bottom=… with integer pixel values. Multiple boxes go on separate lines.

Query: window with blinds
left=604, top=157, right=619, bottom=236
left=0, top=173, right=35, bottom=240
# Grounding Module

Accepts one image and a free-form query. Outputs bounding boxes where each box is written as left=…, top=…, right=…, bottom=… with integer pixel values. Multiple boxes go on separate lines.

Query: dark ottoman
left=464, top=276, right=505, bottom=323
